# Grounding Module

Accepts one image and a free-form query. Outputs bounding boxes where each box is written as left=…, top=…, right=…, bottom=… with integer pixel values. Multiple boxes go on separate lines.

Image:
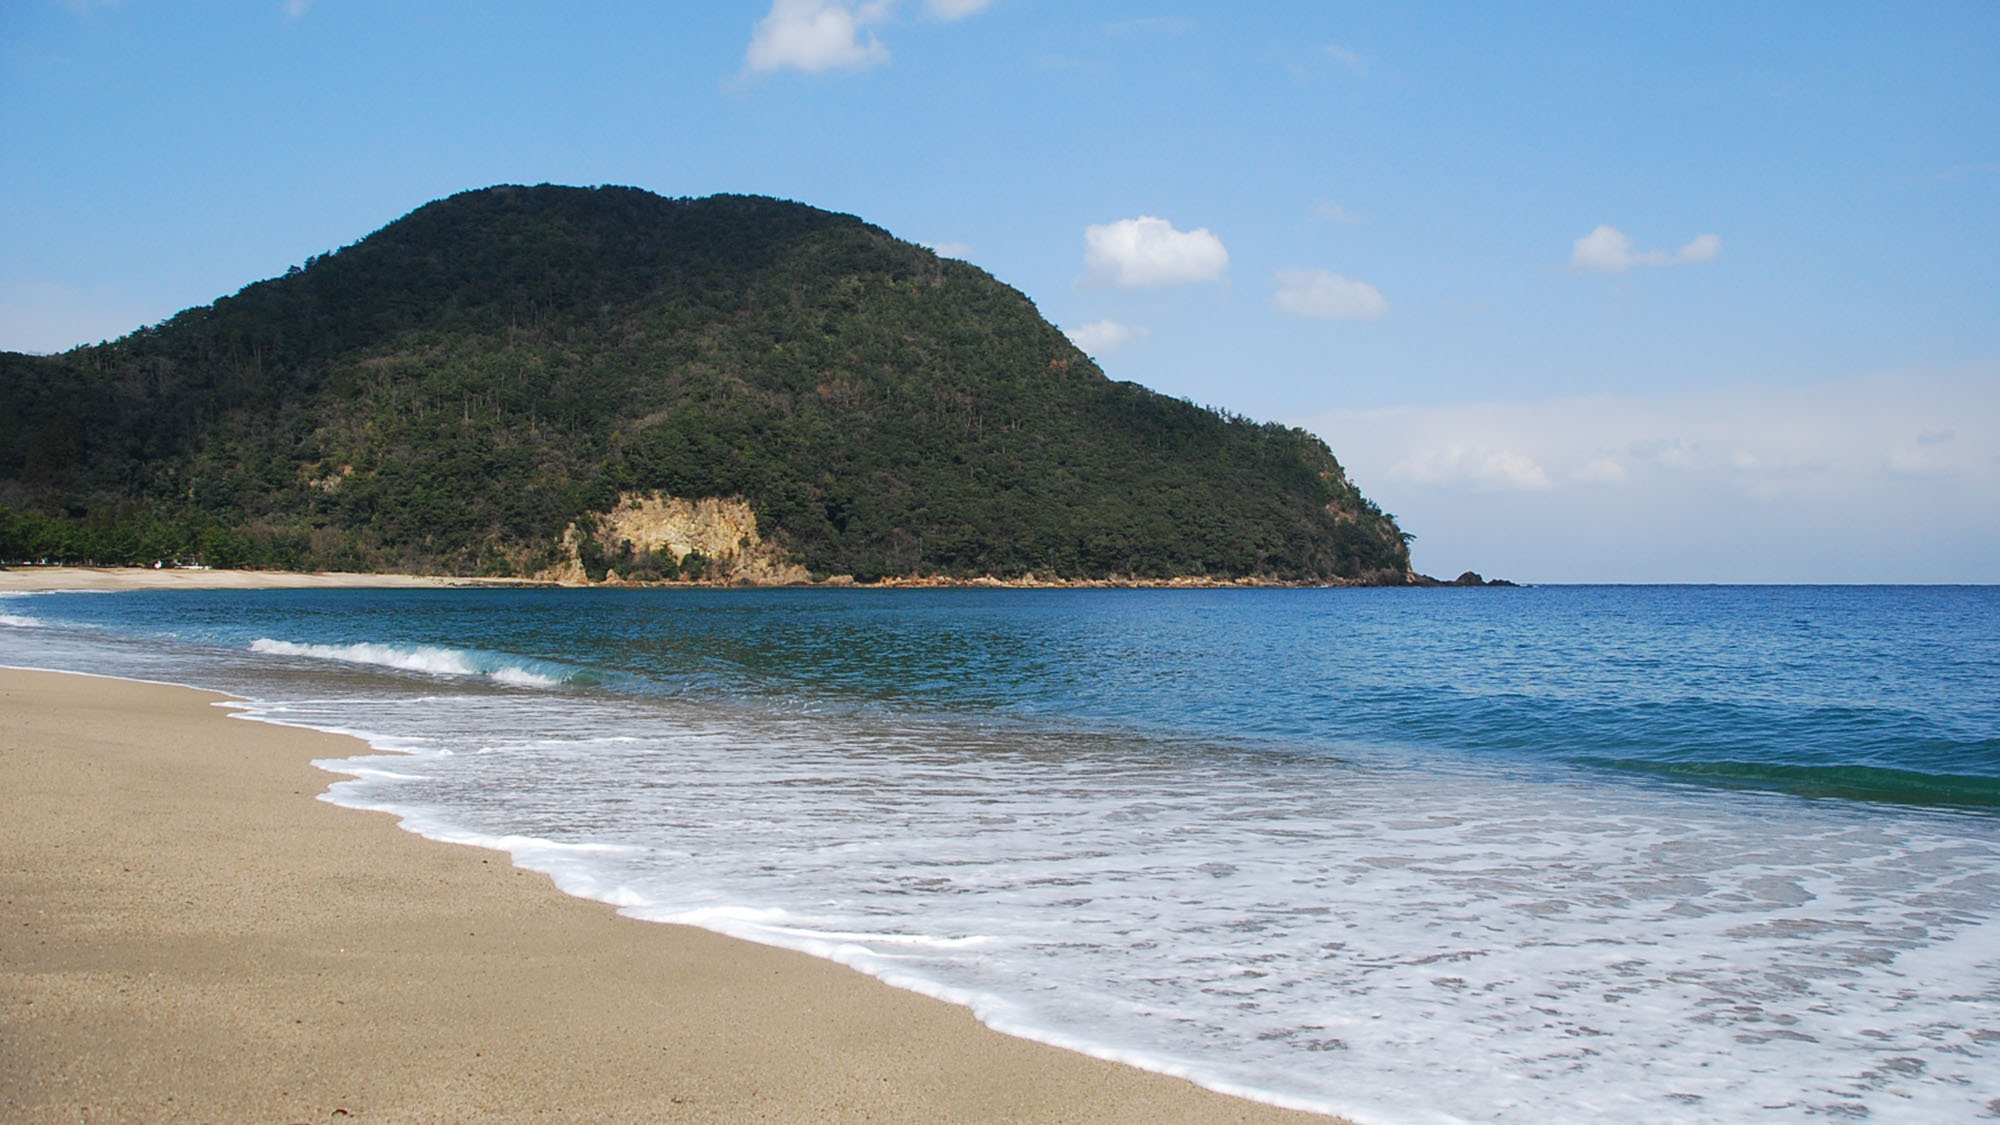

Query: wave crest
left=249, top=638, right=563, bottom=687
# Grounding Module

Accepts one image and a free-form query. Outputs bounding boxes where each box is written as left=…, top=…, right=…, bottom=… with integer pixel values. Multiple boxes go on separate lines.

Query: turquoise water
left=5, top=585, right=1998, bottom=1122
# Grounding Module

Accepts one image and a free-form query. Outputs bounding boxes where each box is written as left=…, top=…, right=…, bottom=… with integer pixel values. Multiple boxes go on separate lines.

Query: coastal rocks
left=538, top=492, right=810, bottom=586
left=1408, top=570, right=1519, bottom=587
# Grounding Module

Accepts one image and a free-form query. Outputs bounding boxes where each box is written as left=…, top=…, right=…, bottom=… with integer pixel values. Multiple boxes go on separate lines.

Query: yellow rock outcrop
left=538, top=493, right=810, bottom=586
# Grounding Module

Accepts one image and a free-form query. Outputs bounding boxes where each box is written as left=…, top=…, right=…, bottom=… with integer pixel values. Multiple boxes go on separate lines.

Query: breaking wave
left=249, top=638, right=565, bottom=688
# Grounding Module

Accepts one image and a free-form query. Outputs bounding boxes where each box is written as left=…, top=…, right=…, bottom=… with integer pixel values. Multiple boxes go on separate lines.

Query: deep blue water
left=16, top=584, right=1999, bottom=804
left=5, top=584, right=1998, bottom=1122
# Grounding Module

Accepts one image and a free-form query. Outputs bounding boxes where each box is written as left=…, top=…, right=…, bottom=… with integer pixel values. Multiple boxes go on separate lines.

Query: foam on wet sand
left=0, top=668, right=1335, bottom=1123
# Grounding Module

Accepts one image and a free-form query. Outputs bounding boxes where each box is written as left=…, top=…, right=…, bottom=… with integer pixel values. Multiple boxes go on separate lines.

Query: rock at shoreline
left=1410, top=570, right=1519, bottom=588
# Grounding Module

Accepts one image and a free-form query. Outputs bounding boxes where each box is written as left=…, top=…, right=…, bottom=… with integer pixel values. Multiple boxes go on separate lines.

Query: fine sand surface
left=0, top=668, right=1341, bottom=1123
left=0, top=566, right=472, bottom=592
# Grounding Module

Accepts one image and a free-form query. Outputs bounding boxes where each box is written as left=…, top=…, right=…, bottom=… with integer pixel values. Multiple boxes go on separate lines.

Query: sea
left=4, top=584, right=1997, bottom=1123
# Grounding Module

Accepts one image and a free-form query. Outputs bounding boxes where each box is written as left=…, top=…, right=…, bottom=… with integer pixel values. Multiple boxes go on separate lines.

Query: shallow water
left=6, top=585, right=1997, bottom=1122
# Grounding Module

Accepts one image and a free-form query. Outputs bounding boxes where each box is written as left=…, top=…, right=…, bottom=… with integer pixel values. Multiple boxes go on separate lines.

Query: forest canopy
left=0, top=185, right=1412, bottom=583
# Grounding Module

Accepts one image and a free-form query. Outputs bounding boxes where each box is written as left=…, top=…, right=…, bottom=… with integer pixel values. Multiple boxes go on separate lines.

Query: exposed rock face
left=538, top=493, right=810, bottom=586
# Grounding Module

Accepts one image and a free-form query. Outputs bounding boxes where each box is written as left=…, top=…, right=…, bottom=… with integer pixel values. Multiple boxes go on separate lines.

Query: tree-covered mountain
left=0, top=185, right=1412, bottom=583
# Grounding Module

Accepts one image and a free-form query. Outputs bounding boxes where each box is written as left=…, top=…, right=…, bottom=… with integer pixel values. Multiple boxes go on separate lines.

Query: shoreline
left=0, top=565, right=1473, bottom=593
left=0, top=667, right=1341, bottom=1123
left=0, top=566, right=467, bottom=592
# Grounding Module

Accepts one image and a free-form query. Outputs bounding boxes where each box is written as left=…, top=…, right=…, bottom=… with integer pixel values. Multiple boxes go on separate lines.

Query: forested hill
left=0, top=185, right=1413, bottom=584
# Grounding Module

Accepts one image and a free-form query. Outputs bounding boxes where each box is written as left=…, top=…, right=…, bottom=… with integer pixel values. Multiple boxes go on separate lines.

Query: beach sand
left=0, top=668, right=1339, bottom=1123
left=0, top=566, right=472, bottom=593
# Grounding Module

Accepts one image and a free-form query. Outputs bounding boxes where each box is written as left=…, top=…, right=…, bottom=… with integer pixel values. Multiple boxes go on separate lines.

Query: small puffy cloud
left=1571, top=225, right=1723, bottom=273
left=1273, top=267, right=1388, bottom=321
left=1064, top=319, right=1148, bottom=355
left=1570, top=226, right=1647, bottom=272
left=745, top=0, right=893, bottom=75
left=280, top=0, right=313, bottom=18
left=743, top=0, right=988, bottom=75
left=1398, top=446, right=1552, bottom=491
left=1081, top=216, right=1229, bottom=288
left=1676, top=232, right=1721, bottom=263
left=926, top=241, right=972, bottom=260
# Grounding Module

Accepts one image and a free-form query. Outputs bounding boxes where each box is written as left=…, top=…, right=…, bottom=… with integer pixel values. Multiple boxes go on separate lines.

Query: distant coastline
left=0, top=564, right=1514, bottom=593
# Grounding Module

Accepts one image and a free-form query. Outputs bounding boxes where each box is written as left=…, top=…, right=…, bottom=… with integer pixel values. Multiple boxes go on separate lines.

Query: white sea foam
left=249, top=638, right=562, bottom=687
left=268, top=693, right=2000, bottom=1125
left=332, top=766, right=433, bottom=782
left=12, top=598, right=1999, bottom=1125
left=488, top=666, right=554, bottom=687
left=0, top=591, right=47, bottom=627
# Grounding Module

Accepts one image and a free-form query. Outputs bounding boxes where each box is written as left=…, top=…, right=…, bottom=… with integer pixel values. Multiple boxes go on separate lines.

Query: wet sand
left=0, top=668, right=1339, bottom=1123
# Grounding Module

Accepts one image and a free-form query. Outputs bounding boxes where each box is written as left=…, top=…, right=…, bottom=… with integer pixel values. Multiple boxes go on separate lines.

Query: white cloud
left=1298, top=371, right=2000, bottom=582
left=1676, top=232, right=1721, bottom=263
left=745, top=0, right=894, bottom=74
left=921, top=0, right=989, bottom=18
left=926, top=241, right=972, bottom=260
left=1274, top=267, right=1388, bottom=321
left=1397, top=446, right=1552, bottom=491
left=1081, top=216, right=1228, bottom=288
left=280, top=0, right=313, bottom=18
left=1571, top=225, right=1723, bottom=273
left=1570, top=225, right=1650, bottom=272
left=1064, top=319, right=1148, bottom=355
left=742, top=0, right=988, bottom=75
left=1577, top=456, right=1629, bottom=484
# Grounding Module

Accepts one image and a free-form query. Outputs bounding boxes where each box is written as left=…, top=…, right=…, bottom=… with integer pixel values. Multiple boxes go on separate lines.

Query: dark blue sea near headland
left=5, top=584, right=1997, bottom=1122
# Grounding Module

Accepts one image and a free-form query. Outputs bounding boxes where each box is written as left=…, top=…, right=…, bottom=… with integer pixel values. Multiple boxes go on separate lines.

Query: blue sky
left=4, top=2, right=1996, bottom=581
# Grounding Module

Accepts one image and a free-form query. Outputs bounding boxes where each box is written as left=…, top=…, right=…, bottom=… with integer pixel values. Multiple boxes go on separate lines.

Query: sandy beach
left=0, top=666, right=1337, bottom=1123
left=0, top=566, right=475, bottom=593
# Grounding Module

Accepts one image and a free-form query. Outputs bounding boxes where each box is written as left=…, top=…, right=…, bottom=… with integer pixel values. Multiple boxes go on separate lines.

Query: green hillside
left=0, top=185, right=1412, bottom=583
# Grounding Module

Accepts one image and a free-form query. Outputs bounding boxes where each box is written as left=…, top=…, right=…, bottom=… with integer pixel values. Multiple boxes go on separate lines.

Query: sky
left=3, top=1, right=1996, bottom=582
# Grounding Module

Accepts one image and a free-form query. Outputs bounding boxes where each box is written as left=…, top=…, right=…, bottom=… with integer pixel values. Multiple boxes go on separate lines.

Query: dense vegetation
left=0, top=185, right=1411, bottom=583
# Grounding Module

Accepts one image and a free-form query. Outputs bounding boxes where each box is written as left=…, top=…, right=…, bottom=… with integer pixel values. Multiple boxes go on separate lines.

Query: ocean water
left=5, top=584, right=1997, bottom=1123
